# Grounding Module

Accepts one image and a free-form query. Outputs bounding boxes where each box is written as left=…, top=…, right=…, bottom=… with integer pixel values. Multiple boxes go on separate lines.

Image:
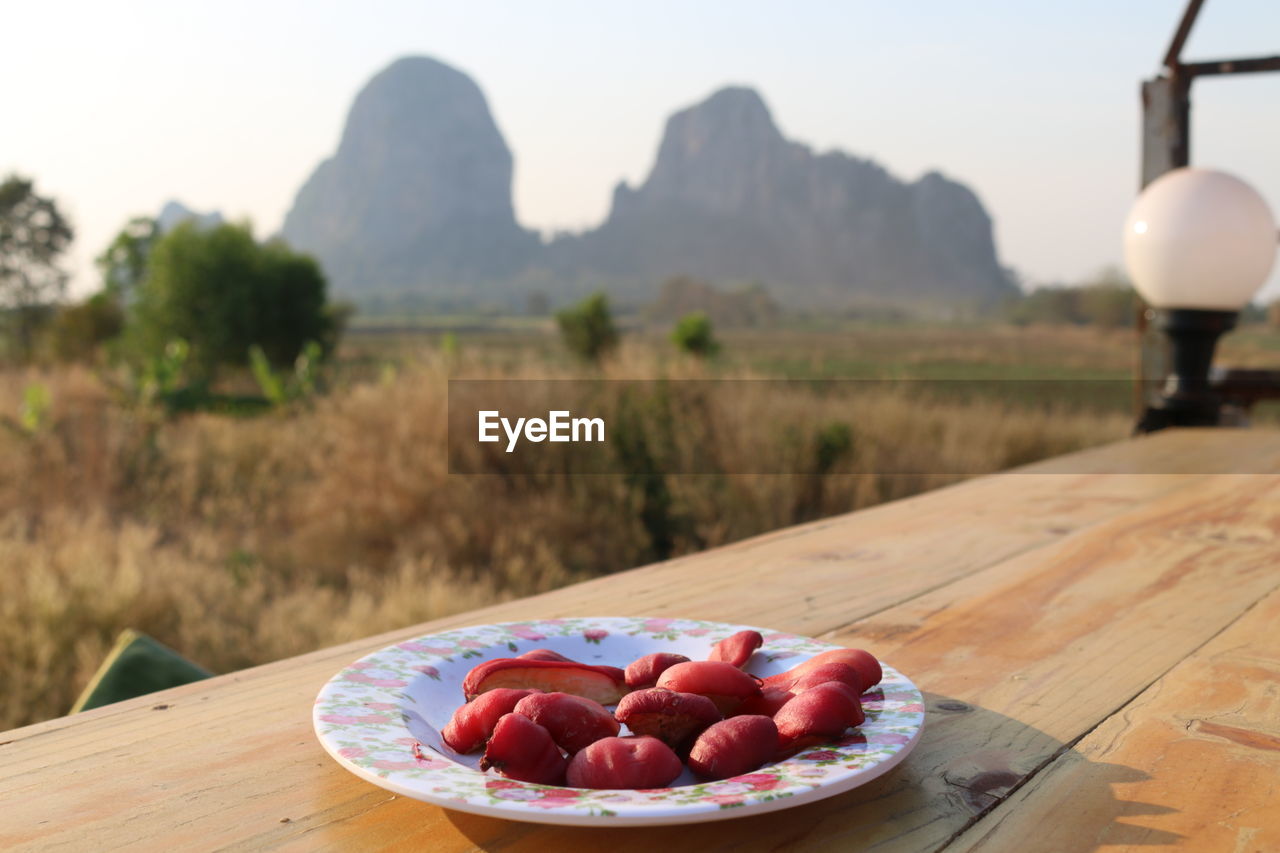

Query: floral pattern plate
left=313, top=617, right=924, bottom=826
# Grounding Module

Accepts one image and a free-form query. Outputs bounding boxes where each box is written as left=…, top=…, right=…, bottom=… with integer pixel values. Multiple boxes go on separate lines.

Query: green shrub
left=671, top=311, right=720, bottom=358
left=129, top=222, right=338, bottom=380
left=1004, top=268, right=1137, bottom=328
left=19, top=383, right=51, bottom=434
left=556, top=292, right=618, bottom=363
left=250, top=340, right=324, bottom=406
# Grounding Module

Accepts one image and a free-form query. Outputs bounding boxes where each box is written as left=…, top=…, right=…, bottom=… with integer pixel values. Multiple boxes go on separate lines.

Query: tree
left=130, top=221, right=340, bottom=380
left=556, top=291, right=618, bottom=363
left=671, top=311, right=720, bottom=358
left=1004, top=267, right=1137, bottom=329
left=0, top=175, right=73, bottom=360
left=46, top=293, right=125, bottom=362
left=97, top=216, right=159, bottom=305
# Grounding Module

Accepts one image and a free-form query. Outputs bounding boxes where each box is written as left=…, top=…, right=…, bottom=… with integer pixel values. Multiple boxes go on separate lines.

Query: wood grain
left=949, top=586, right=1280, bottom=852
left=2, top=429, right=1280, bottom=852
left=279, top=472, right=1280, bottom=853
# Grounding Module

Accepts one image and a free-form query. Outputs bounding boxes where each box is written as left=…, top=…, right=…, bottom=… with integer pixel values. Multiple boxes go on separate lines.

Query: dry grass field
left=9, top=321, right=1273, bottom=729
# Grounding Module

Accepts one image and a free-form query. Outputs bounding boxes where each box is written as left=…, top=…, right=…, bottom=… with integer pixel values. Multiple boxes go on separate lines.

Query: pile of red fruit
left=439, top=631, right=882, bottom=789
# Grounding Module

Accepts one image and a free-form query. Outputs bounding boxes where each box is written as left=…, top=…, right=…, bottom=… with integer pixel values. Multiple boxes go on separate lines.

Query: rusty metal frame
left=1141, top=0, right=1280, bottom=187
left=1136, top=0, right=1280, bottom=421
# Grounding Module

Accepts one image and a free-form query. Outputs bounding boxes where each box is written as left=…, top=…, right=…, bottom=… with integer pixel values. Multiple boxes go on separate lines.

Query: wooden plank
left=327, top=471, right=1280, bottom=852
left=947, top=583, right=1280, bottom=852
left=324, top=472, right=1280, bottom=853
left=1013, top=427, right=1280, bottom=475
left=790, top=475, right=1280, bottom=850
left=1, top=431, right=1279, bottom=851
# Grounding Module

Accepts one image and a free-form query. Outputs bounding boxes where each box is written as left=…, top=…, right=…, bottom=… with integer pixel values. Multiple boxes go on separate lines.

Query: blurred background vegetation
left=5, top=170, right=1280, bottom=730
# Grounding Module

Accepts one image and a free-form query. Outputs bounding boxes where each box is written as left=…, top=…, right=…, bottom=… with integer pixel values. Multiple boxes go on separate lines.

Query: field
left=3, top=321, right=1276, bottom=730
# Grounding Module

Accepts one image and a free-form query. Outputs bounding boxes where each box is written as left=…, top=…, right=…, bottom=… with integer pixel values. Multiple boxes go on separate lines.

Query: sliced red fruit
left=441, top=687, right=540, bottom=754
left=479, top=713, right=568, bottom=785
left=774, top=681, right=865, bottom=749
left=463, top=658, right=628, bottom=705
left=518, top=649, right=576, bottom=662
left=840, top=649, right=882, bottom=690
left=707, top=630, right=763, bottom=668
left=734, top=684, right=794, bottom=718
left=614, top=687, right=721, bottom=750
left=763, top=648, right=882, bottom=693
left=513, top=692, right=620, bottom=755
left=687, top=715, right=779, bottom=780
left=624, top=652, right=691, bottom=689
left=656, top=660, right=761, bottom=716
left=565, top=736, right=683, bottom=789
left=788, top=662, right=863, bottom=695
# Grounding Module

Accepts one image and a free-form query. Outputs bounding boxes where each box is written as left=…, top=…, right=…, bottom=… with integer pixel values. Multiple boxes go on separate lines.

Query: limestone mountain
left=546, top=87, right=1014, bottom=308
left=280, top=57, right=1014, bottom=311
left=280, top=56, right=538, bottom=295
left=156, top=200, right=223, bottom=233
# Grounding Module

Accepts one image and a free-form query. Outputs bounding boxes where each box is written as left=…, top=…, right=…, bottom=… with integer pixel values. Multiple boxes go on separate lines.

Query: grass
left=8, top=320, right=1278, bottom=730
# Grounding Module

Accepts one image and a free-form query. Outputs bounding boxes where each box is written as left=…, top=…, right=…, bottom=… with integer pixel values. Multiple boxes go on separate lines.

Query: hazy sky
left=5, top=0, right=1279, bottom=299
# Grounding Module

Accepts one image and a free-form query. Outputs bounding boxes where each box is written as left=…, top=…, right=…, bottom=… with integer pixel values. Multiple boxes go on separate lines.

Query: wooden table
left=4, top=428, right=1280, bottom=852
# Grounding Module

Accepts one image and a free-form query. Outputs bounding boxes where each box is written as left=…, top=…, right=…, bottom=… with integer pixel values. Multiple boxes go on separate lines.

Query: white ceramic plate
left=314, top=616, right=924, bottom=826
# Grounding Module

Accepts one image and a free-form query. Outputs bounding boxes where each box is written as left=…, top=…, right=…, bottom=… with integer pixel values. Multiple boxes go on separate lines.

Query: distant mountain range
left=156, top=200, right=223, bottom=233
left=280, top=56, right=1016, bottom=313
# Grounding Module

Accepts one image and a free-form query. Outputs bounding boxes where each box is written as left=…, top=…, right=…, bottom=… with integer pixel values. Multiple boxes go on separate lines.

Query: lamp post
left=1125, top=168, right=1277, bottom=433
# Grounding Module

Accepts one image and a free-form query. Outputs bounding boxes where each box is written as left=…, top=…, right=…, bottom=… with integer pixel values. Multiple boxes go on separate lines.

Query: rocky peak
left=334, top=56, right=517, bottom=228
left=278, top=61, right=1013, bottom=311
left=634, top=86, right=791, bottom=216
left=156, top=200, right=223, bottom=233
left=280, top=56, right=536, bottom=293
left=575, top=85, right=1014, bottom=307
left=910, top=171, right=1008, bottom=299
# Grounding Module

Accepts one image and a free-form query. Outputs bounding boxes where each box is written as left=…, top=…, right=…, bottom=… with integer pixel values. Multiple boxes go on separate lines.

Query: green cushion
left=72, top=629, right=213, bottom=712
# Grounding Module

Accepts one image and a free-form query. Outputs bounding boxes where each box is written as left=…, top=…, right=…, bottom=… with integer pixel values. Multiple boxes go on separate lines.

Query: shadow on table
left=443, top=692, right=1182, bottom=852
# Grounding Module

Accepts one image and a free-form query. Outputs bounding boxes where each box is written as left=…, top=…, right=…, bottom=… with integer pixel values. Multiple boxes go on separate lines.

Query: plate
left=313, top=617, right=924, bottom=826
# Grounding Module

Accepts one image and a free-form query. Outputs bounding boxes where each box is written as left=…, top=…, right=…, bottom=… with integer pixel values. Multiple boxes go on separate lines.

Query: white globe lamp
left=1125, top=168, right=1276, bottom=311
left=1125, top=168, right=1278, bottom=430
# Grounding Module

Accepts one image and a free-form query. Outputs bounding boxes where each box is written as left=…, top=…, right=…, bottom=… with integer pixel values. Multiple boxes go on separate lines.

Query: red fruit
left=656, top=661, right=762, bottom=716
left=687, top=715, right=778, bottom=780
left=774, top=682, right=865, bottom=749
left=479, top=713, right=568, bottom=785
left=614, top=688, right=721, bottom=749
left=566, top=736, right=683, bottom=789
left=841, top=649, right=882, bottom=690
left=624, top=652, right=691, bottom=689
left=463, top=658, right=629, bottom=704
left=707, top=630, right=763, bottom=668
left=513, top=692, right=620, bottom=755
left=519, top=649, right=576, bottom=662
left=788, top=662, right=863, bottom=695
left=441, top=687, right=540, bottom=754
left=734, top=685, right=794, bottom=718
left=763, top=648, right=882, bottom=693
